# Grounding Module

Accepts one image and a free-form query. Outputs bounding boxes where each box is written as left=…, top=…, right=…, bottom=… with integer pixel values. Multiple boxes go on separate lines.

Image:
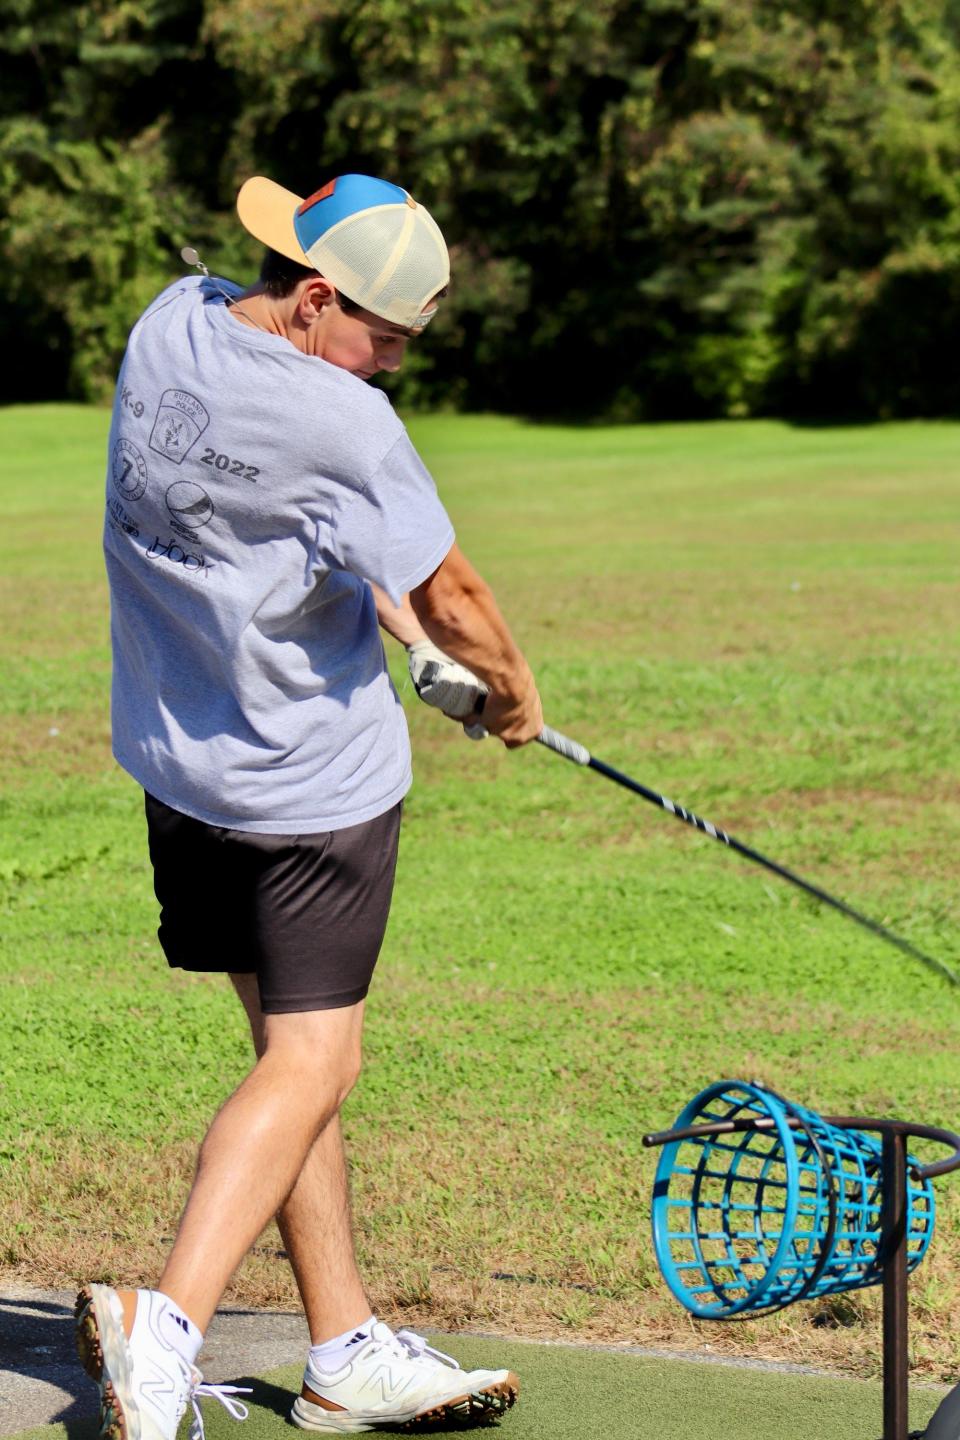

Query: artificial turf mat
left=9, top=1335, right=948, bottom=1440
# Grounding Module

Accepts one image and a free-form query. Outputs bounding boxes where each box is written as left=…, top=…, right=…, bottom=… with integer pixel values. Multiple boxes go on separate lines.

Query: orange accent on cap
left=298, top=180, right=338, bottom=216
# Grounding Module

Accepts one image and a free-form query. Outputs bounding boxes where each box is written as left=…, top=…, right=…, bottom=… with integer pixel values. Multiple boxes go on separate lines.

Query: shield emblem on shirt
left=149, top=390, right=210, bottom=464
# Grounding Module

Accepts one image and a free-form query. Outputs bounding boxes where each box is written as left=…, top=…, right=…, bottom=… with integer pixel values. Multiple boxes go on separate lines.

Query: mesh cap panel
left=369, top=227, right=448, bottom=310
left=304, top=201, right=449, bottom=327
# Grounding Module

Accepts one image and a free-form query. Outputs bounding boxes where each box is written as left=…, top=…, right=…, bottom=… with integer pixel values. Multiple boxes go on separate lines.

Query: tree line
left=4, top=0, right=960, bottom=419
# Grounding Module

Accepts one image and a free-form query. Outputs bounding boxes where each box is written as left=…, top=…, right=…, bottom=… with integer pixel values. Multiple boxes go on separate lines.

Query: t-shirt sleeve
left=316, top=431, right=455, bottom=605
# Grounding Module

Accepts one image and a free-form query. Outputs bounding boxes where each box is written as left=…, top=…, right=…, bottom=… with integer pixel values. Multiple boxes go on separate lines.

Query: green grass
left=1, top=406, right=959, bottom=1380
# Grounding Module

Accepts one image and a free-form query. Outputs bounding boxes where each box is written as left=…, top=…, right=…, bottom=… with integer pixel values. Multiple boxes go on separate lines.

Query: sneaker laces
left=180, top=1359, right=251, bottom=1440
left=390, top=1329, right=460, bottom=1371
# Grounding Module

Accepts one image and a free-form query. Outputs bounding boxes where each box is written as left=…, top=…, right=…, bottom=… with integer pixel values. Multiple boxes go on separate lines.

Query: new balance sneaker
left=75, top=1285, right=250, bottom=1440
left=290, top=1322, right=519, bottom=1433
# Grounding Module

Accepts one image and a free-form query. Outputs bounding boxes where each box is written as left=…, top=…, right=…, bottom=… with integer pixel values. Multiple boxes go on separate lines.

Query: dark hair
left=259, top=248, right=314, bottom=296
left=258, top=247, right=363, bottom=312
left=258, top=247, right=448, bottom=315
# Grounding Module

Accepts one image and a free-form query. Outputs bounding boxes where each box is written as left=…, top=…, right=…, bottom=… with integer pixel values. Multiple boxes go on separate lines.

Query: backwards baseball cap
left=236, top=173, right=450, bottom=331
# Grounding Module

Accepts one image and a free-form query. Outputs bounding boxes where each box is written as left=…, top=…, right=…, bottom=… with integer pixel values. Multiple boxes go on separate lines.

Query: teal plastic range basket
left=648, top=1080, right=935, bottom=1319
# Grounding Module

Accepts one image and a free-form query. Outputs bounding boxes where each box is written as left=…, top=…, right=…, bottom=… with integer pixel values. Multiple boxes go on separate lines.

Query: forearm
left=370, top=585, right=425, bottom=648
left=409, top=544, right=532, bottom=703
left=375, top=574, right=491, bottom=723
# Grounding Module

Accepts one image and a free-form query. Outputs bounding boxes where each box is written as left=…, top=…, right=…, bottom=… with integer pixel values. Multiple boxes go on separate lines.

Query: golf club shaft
left=537, top=725, right=959, bottom=989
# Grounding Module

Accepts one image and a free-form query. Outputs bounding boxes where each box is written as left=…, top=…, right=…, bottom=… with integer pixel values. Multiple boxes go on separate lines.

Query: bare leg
left=229, top=973, right=372, bottom=1343
left=153, top=989, right=367, bottom=1334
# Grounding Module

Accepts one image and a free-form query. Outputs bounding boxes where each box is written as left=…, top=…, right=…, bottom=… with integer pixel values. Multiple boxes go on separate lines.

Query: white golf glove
left=406, top=639, right=489, bottom=720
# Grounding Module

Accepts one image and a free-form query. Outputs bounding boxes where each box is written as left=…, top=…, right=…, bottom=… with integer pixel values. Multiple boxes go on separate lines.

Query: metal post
left=881, top=1128, right=909, bottom=1440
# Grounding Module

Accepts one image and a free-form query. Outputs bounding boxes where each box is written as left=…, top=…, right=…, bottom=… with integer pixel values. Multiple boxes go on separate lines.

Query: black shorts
left=144, top=793, right=402, bottom=1014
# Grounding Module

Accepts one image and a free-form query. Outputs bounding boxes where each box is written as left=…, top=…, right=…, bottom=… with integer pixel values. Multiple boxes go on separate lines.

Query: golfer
left=78, top=172, right=541, bottom=1439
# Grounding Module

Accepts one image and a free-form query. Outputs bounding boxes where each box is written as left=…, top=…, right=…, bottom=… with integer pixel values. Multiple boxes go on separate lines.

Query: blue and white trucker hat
left=237, top=173, right=450, bottom=331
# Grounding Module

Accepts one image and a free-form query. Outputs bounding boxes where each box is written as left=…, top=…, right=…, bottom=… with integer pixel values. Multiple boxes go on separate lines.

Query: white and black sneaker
left=75, top=1285, right=250, bottom=1440
left=290, top=1321, right=519, bottom=1433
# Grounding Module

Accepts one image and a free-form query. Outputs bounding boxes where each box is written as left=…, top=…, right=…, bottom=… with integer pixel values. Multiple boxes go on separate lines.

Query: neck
left=229, top=287, right=286, bottom=338
left=228, top=285, right=335, bottom=359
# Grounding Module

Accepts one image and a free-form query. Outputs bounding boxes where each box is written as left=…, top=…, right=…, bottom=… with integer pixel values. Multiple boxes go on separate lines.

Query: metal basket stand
left=644, top=1103, right=960, bottom=1440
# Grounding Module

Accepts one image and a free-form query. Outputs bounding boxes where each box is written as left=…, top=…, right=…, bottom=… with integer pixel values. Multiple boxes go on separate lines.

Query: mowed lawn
left=1, top=405, right=958, bottom=1382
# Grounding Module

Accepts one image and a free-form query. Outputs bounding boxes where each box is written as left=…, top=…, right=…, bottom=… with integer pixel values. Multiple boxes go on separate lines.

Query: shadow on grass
left=61, top=1424, right=98, bottom=1440
left=230, top=1375, right=290, bottom=1423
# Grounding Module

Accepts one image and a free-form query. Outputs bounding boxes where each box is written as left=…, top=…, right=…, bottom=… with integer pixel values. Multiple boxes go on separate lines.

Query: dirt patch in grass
left=513, top=572, right=960, bottom=661
left=0, top=576, right=109, bottom=657
left=0, top=708, right=113, bottom=785
left=726, top=786, right=960, bottom=832
left=721, top=992, right=959, bottom=1059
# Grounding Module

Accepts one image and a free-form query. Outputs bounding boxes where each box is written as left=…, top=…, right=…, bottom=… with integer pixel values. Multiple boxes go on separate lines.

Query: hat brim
left=236, top=176, right=312, bottom=267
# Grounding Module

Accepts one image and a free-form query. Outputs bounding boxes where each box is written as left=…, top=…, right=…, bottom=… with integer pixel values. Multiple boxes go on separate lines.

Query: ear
left=297, top=275, right=337, bottom=323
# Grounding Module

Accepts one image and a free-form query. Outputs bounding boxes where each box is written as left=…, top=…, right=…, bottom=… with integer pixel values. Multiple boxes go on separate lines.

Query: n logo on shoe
left=359, top=1364, right=417, bottom=1403
left=140, top=1363, right=177, bottom=1415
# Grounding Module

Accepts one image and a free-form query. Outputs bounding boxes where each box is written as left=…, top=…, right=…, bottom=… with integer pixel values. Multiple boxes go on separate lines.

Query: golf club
left=536, top=724, right=959, bottom=989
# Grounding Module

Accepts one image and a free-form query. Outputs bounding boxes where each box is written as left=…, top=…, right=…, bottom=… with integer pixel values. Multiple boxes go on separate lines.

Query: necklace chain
left=227, top=300, right=269, bottom=333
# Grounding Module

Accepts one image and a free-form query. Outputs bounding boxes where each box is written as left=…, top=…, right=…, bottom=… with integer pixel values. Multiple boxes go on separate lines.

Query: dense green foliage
left=4, top=1, right=960, bottom=417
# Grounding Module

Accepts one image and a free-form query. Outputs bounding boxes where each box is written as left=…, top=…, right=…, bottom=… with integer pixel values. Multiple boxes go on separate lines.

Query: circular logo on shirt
left=165, top=481, right=214, bottom=529
left=111, top=439, right=148, bottom=502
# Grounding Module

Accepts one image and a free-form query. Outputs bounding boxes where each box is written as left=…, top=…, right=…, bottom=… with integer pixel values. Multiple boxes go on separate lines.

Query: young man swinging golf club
left=79, top=172, right=541, bottom=1439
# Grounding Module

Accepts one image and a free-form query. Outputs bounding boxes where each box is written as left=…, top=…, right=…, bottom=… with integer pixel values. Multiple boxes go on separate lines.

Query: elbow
left=410, top=546, right=484, bottom=635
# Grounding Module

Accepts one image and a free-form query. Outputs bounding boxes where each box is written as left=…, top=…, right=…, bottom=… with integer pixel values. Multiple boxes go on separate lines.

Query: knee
left=260, top=1001, right=364, bottom=1113
left=302, top=1047, right=361, bottom=1133
left=332, top=1042, right=362, bottom=1108
left=262, top=1032, right=362, bottom=1120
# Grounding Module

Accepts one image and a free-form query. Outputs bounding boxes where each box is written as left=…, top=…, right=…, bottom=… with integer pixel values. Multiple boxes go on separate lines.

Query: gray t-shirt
left=104, top=275, right=454, bottom=833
